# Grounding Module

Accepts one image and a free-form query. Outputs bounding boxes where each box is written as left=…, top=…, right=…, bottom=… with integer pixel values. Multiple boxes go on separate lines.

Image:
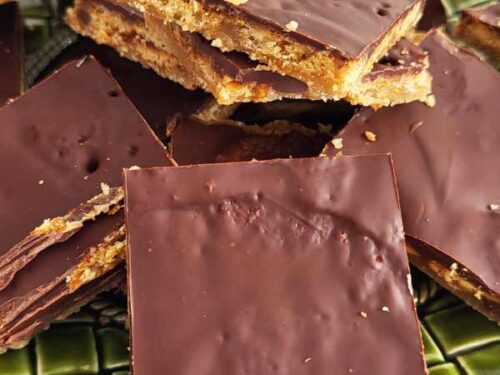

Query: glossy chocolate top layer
left=464, top=3, right=500, bottom=29
left=40, top=37, right=209, bottom=142
left=0, top=57, right=170, bottom=278
left=169, top=117, right=329, bottom=165
left=0, top=1, right=22, bottom=106
left=125, top=156, right=425, bottom=375
left=205, top=0, right=422, bottom=57
left=325, top=31, right=500, bottom=294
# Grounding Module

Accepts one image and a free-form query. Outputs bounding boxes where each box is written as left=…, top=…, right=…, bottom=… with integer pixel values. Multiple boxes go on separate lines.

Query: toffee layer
left=457, top=4, right=500, bottom=64
left=65, top=0, right=431, bottom=107
left=119, top=0, right=426, bottom=98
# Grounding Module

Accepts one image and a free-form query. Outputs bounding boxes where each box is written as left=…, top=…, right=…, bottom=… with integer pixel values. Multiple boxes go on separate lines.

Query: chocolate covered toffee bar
left=65, top=0, right=431, bottom=107
left=106, top=0, right=426, bottom=101
left=124, top=156, right=426, bottom=375
left=0, top=0, right=22, bottom=106
left=0, top=57, right=170, bottom=351
left=324, top=30, right=500, bottom=322
left=457, top=3, right=500, bottom=64
left=168, top=116, right=330, bottom=165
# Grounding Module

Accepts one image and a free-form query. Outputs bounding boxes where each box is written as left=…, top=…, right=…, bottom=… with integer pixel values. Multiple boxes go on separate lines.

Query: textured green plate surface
left=1, top=0, right=498, bottom=373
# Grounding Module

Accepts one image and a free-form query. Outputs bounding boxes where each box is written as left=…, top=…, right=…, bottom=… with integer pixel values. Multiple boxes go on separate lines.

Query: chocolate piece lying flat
left=0, top=1, right=22, bottom=106
left=0, top=57, right=170, bottom=350
left=39, top=37, right=210, bottom=143
left=124, top=156, right=426, bottom=375
left=457, top=4, right=500, bottom=64
left=66, top=0, right=431, bottom=107
left=169, top=117, right=330, bottom=165
left=325, top=30, right=500, bottom=321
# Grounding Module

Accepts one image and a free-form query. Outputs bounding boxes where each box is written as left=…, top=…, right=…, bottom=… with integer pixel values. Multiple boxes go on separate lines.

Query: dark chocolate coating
left=124, top=156, right=426, bottom=375
left=204, top=0, right=422, bottom=57
left=0, top=1, right=22, bottom=106
left=170, top=117, right=330, bottom=165
left=0, top=57, right=171, bottom=346
left=417, top=0, right=447, bottom=30
left=326, top=31, right=500, bottom=296
left=39, top=37, right=209, bottom=143
left=463, top=3, right=500, bottom=29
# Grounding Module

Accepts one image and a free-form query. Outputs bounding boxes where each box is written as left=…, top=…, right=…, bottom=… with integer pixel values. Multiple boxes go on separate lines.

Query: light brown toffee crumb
left=285, top=21, right=299, bottom=32
left=364, top=131, right=377, bottom=142
left=225, top=0, right=248, bottom=4
left=331, top=138, right=344, bottom=150
left=488, top=204, right=499, bottom=211
left=360, top=311, right=368, bottom=318
left=304, top=357, right=312, bottom=364
left=382, top=306, right=390, bottom=312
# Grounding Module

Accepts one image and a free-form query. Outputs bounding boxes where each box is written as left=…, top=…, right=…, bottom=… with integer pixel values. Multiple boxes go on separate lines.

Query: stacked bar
left=324, top=30, right=500, bottom=322
left=0, top=0, right=22, bottom=106
left=457, top=3, right=500, bottom=64
left=65, top=0, right=433, bottom=107
left=0, top=57, right=171, bottom=352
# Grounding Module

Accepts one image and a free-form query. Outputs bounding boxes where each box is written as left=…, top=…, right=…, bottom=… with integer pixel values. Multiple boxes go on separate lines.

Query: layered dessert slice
left=124, top=156, right=426, bottom=375
left=65, top=0, right=432, bottom=107
left=102, top=0, right=427, bottom=101
left=457, top=3, right=500, bottom=64
left=324, top=30, right=500, bottom=322
left=0, top=0, right=22, bottom=106
left=0, top=57, right=171, bottom=352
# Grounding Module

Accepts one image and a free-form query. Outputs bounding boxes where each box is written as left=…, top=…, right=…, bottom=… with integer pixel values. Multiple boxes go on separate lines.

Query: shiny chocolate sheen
left=125, top=156, right=426, bottom=375
left=170, top=117, right=329, bottom=165
left=203, top=0, right=423, bottom=57
left=464, top=3, right=500, bottom=29
left=325, top=31, right=500, bottom=296
left=0, top=1, right=22, bottom=106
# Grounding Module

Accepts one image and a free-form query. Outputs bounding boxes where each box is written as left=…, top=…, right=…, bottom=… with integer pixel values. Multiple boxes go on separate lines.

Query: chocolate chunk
left=124, top=156, right=426, bottom=375
left=169, top=117, right=330, bottom=165
left=417, top=0, right=447, bottom=30
left=0, top=1, right=22, bottom=106
left=0, top=56, right=171, bottom=350
left=324, top=30, right=500, bottom=321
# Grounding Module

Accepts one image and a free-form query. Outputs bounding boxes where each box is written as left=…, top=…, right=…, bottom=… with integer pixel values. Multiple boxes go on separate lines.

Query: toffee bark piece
left=457, top=4, right=500, bottom=64
left=0, top=57, right=171, bottom=351
left=0, top=1, right=22, bottom=106
left=39, top=37, right=210, bottom=143
left=324, top=30, right=500, bottom=322
left=114, top=0, right=426, bottom=100
left=168, top=116, right=330, bottom=165
left=124, top=156, right=426, bottom=375
left=65, top=0, right=432, bottom=107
